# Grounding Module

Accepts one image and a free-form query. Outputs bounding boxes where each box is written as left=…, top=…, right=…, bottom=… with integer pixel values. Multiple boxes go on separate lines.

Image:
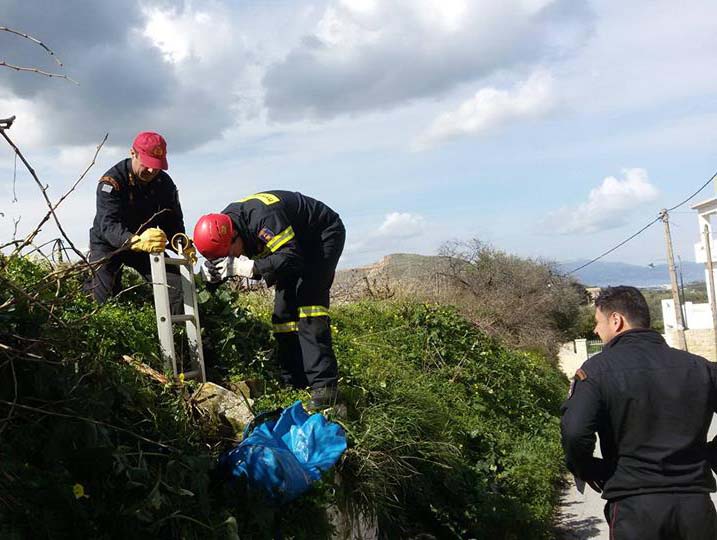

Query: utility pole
left=703, top=224, right=717, bottom=359
left=677, top=255, right=688, bottom=329
left=660, top=209, right=687, bottom=350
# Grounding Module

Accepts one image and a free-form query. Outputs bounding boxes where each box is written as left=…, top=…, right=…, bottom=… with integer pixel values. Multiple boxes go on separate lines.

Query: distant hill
left=336, top=254, right=707, bottom=292
left=334, top=253, right=457, bottom=300
left=558, top=260, right=705, bottom=288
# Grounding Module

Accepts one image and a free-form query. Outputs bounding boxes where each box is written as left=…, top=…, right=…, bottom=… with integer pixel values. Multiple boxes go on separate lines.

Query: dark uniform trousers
left=85, top=247, right=184, bottom=315
left=605, top=493, right=717, bottom=540
left=271, top=223, right=345, bottom=390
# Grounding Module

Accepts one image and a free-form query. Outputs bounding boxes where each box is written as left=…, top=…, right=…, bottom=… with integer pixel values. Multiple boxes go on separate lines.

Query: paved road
left=554, top=419, right=717, bottom=539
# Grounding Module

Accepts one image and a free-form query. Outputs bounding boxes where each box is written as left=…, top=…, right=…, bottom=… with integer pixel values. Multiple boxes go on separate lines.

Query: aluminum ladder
left=149, top=235, right=206, bottom=382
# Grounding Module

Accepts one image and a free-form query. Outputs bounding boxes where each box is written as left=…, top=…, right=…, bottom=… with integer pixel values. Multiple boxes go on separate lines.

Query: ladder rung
left=165, top=257, right=191, bottom=266
left=171, top=314, right=195, bottom=323
left=181, top=369, right=202, bottom=380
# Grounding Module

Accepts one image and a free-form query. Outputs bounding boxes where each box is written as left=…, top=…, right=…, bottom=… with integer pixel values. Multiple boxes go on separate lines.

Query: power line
left=666, top=171, right=717, bottom=212
left=567, top=169, right=717, bottom=275
left=567, top=217, right=662, bottom=274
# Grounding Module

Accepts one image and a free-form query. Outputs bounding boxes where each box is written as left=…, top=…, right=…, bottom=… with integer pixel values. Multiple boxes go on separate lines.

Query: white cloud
left=343, top=211, right=427, bottom=262
left=140, top=3, right=234, bottom=65
left=377, top=212, right=425, bottom=237
left=0, top=1, right=253, bottom=152
left=414, top=69, right=556, bottom=149
left=263, top=0, right=591, bottom=120
left=0, top=94, right=45, bottom=149
left=543, top=168, right=659, bottom=235
left=558, top=1, right=717, bottom=115
left=56, top=144, right=123, bottom=173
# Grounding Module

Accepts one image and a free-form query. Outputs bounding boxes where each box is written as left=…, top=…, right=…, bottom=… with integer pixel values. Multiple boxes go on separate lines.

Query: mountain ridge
left=558, top=259, right=705, bottom=287
left=338, top=253, right=706, bottom=289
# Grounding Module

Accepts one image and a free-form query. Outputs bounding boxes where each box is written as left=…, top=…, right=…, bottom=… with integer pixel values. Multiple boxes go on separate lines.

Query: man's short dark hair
left=595, top=286, right=651, bottom=329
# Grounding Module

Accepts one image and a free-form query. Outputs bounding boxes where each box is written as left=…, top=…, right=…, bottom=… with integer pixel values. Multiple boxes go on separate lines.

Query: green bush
left=330, top=301, right=567, bottom=539
left=0, top=256, right=567, bottom=539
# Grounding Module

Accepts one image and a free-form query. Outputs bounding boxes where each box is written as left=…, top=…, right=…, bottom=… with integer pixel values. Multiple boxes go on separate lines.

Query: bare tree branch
left=0, top=26, right=65, bottom=67
left=0, top=126, right=104, bottom=264
left=0, top=359, right=17, bottom=436
left=0, top=26, right=78, bottom=84
left=0, top=61, right=79, bottom=85
left=0, top=273, right=66, bottom=327
left=11, top=147, right=17, bottom=202
left=51, top=133, right=108, bottom=212
left=15, top=133, right=109, bottom=267
left=0, top=116, right=15, bottom=129
left=11, top=216, right=20, bottom=241
left=0, top=400, right=176, bottom=450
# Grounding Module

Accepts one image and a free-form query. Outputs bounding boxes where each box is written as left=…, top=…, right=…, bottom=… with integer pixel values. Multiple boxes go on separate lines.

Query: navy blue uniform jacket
left=89, top=158, right=185, bottom=250
left=221, top=191, right=343, bottom=287
left=561, top=329, right=717, bottom=500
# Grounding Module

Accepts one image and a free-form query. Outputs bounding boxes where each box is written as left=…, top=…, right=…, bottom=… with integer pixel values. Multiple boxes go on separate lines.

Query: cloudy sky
left=0, top=0, right=716, bottom=270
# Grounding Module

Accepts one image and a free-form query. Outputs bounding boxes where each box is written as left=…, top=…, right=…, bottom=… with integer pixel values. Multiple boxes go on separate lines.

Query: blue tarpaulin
left=219, top=400, right=347, bottom=503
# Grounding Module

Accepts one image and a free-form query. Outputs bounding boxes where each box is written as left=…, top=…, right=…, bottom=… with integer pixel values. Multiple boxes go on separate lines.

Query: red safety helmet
left=193, top=213, right=234, bottom=259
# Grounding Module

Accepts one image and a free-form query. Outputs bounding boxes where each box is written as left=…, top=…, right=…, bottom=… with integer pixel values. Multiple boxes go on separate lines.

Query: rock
left=327, top=504, right=379, bottom=540
left=244, top=378, right=266, bottom=398
left=192, top=382, right=254, bottom=434
left=226, top=380, right=252, bottom=400
left=328, top=471, right=379, bottom=539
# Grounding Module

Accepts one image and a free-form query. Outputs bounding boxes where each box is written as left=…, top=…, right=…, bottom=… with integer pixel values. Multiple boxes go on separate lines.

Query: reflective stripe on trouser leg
left=273, top=321, right=298, bottom=333
left=297, top=307, right=338, bottom=389
left=299, top=305, right=330, bottom=318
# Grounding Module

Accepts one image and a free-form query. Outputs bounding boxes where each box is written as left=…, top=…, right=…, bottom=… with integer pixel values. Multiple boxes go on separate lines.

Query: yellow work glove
left=130, top=227, right=167, bottom=253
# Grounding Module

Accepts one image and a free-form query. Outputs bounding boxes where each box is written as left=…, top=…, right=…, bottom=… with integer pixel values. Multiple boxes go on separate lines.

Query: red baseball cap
left=132, top=131, right=168, bottom=170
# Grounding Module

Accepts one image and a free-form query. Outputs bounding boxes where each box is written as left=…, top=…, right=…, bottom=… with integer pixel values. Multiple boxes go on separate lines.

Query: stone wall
left=558, top=338, right=588, bottom=378
left=664, top=329, right=717, bottom=361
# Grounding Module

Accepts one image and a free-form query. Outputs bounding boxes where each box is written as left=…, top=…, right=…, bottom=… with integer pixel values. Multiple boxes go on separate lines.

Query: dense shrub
left=0, top=255, right=567, bottom=539
left=438, top=240, right=589, bottom=356
left=329, top=301, right=567, bottom=538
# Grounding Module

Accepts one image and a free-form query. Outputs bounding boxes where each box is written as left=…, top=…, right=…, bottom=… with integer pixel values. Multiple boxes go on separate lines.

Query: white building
left=659, top=196, right=717, bottom=359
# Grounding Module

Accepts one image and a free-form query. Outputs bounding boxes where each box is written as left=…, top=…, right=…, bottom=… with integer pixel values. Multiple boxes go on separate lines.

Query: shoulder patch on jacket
left=100, top=176, right=120, bottom=192
left=567, top=368, right=588, bottom=399
left=258, top=227, right=275, bottom=243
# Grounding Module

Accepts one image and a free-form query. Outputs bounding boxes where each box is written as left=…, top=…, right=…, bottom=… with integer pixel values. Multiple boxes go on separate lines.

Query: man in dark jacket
left=192, top=191, right=345, bottom=408
left=84, top=131, right=194, bottom=314
left=561, top=285, right=717, bottom=539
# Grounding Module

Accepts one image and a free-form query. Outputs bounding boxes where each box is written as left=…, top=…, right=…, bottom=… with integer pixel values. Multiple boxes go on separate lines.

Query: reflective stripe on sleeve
left=298, top=305, right=330, bottom=318
left=266, top=226, right=295, bottom=252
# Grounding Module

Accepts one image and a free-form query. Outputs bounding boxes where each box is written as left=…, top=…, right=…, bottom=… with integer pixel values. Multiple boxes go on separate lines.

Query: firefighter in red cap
left=84, top=131, right=195, bottom=314
left=193, top=191, right=345, bottom=409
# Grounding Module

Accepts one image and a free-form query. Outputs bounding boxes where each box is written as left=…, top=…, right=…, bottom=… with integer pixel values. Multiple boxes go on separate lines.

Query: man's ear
left=613, top=312, right=627, bottom=332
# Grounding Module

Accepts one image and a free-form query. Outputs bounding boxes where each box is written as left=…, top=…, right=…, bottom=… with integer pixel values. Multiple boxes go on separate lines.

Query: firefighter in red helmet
left=194, top=191, right=345, bottom=409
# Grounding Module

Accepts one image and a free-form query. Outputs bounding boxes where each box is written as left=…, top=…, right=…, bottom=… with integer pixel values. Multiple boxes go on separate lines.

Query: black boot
left=308, top=385, right=347, bottom=418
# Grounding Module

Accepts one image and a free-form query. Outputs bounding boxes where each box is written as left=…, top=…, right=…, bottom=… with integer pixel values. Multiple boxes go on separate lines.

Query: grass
left=0, top=255, right=568, bottom=539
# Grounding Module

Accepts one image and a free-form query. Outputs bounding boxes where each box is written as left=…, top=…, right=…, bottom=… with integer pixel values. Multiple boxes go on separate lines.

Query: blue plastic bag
left=219, top=400, right=347, bottom=503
